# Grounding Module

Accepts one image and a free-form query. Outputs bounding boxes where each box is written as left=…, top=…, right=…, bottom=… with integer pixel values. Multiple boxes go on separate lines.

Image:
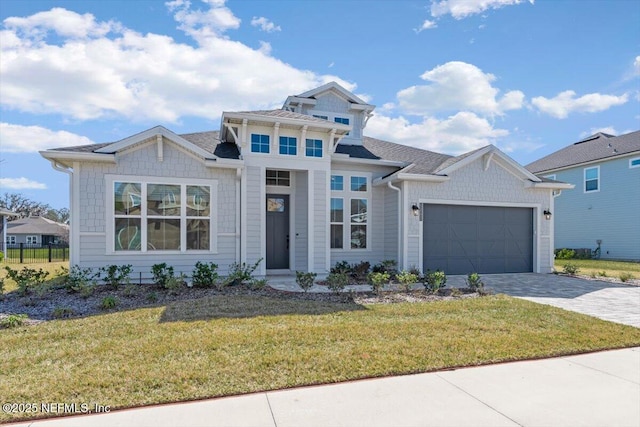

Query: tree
left=0, top=193, right=51, bottom=220
left=45, top=207, right=70, bottom=224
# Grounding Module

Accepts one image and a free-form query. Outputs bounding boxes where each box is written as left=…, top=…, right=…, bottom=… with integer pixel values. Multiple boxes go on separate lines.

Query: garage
left=423, top=204, right=533, bottom=275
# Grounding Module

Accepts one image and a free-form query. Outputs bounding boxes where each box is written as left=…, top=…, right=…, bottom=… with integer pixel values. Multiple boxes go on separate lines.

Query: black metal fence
left=2, top=243, right=69, bottom=264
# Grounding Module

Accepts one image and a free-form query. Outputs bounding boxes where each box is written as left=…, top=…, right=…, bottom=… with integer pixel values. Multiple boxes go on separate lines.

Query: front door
left=266, top=194, right=290, bottom=269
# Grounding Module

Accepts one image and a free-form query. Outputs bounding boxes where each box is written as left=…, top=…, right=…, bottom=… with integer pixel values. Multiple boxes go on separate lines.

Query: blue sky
left=1, top=0, right=638, bottom=209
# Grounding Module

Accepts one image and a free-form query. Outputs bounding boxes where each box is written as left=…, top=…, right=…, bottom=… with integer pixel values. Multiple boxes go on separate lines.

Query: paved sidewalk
left=6, top=347, right=640, bottom=427
left=269, top=273, right=640, bottom=328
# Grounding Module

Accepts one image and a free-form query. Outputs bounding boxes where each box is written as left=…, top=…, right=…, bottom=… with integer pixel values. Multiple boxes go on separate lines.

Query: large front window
left=330, top=173, right=370, bottom=250
left=113, top=179, right=214, bottom=252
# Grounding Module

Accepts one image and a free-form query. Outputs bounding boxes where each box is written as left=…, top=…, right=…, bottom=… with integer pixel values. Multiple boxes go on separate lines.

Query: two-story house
left=40, top=82, right=568, bottom=278
left=526, top=130, right=640, bottom=261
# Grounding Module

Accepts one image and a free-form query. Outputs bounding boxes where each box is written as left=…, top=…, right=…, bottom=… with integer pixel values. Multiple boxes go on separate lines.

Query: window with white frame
left=330, top=173, right=370, bottom=250
left=6, top=235, right=16, bottom=245
left=266, top=170, right=290, bottom=186
left=279, top=136, right=297, bottom=156
left=305, top=139, right=323, bottom=158
left=584, top=166, right=599, bottom=192
left=111, top=178, right=215, bottom=252
left=630, top=158, right=640, bottom=168
left=251, top=133, right=270, bottom=153
left=26, top=236, right=38, bottom=245
left=544, top=174, right=561, bottom=197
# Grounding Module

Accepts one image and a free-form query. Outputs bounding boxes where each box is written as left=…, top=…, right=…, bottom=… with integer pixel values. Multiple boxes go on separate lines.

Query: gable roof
left=296, top=82, right=370, bottom=106
left=526, top=130, right=640, bottom=174
left=7, top=216, right=69, bottom=235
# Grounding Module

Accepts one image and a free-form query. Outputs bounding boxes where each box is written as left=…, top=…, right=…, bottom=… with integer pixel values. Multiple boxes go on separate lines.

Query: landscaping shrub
left=225, top=258, right=262, bottom=286
left=372, top=260, right=398, bottom=280
left=330, top=260, right=351, bottom=275
left=555, top=248, right=576, bottom=260
left=0, top=314, right=28, bottom=328
left=249, top=278, right=268, bottom=290
left=619, top=272, right=634, bottom=283
left=192, top=261, right=219, bottom=288
left=65, top=266, right=97, bottom=297
left=151, top=263, right=175, bottom=288
left=164, top=274, right=186, bottom=295
left=396, top=270, right=418, bottom=292
left=99, top=296, right=118, bottom=310
left=562, top=263, right=579, bottom=275
left=100, top=264, right=132, bottom=289
left=0, top=278, right=5, bottom=300
left=296, top=271, right=317, bottom=292
left=4, top=266, right=49, bottom=296
left=52, top=307, right=75, bottom=319
left=466, top=272, right=484, bottom=292
left=367, top=271, right=390, bottom=295
left=598, top=270, right=608, bottom=277
left=122, top=284, right=139, bottom=298
left=351, top=261, right=371, bottom=283
left=424, top=270, right=447, bottom=294
left=326, top=272, right=349, bottom=295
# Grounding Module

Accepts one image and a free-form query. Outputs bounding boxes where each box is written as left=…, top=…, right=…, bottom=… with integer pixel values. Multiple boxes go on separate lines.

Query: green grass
left=2, top=294, right=639, bottom=422
left=3, top=246, right=69, bottom=263
left=555, top=259, right=640, bottom=280
left=0, top=261, right=68, bottom=293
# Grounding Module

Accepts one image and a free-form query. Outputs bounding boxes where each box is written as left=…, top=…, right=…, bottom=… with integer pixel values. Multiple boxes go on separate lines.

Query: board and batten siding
left=552, top=155, right=640, bottom=260
left=244, top=165, right=263, bottom=269
left=76, top=139, right=239, bottom=278
left=294, top=171, right=309, bottom=271
left=406, top=157, right=553, bottom=273
left=313, top=170, right=328, bottom=272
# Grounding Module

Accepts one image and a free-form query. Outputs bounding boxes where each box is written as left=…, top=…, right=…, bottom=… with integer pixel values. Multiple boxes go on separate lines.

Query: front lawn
left=555, top=259, right=640, bottom=281
left=2, top=294, right=640, bottom=423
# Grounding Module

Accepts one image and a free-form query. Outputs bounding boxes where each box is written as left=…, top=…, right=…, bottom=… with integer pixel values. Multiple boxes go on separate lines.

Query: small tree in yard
left=396, top=270, right=418, bottom=293
left=296, top=271, right=317, bottom=292
left=424, top=270, right=447, bottom=294
left=326, top=272, right=349, bottom=295
left=368, top=272, right=390, bottom=295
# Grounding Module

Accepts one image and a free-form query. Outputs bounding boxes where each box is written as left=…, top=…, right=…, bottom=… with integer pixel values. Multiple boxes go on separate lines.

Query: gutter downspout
left=49, top=161, right=73, bottom=263
left=387, top=182, right=402, bottom=268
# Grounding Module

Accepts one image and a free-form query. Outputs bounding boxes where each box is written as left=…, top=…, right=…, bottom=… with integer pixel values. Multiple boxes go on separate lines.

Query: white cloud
left=579, top=127, right=618, bottom=138
left=251, top=16, right=281, bottom=33
left=415, top=19, right=437, bottom=33
left=0, top=122, right=94, bottom=153
left=397, top=61, right=524, bottom=116
left=367, top=112, right=508, bottom=155
left=531, top=90, right=628, bottom=119
left=0, top=177, right=47, bottom=190
left=431, top=0, right=534, bottom=19
left=0, top=4, right=355, bottom=123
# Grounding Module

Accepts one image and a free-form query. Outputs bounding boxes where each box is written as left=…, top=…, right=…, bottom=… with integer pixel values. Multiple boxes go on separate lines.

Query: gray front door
left=423, top=204, right=533, bottom=274
left=266, top=195, right=290, bottom=269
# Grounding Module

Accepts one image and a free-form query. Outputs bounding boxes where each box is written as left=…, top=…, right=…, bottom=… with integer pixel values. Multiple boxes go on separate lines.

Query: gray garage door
left=423, top=204, right=533, bottom=275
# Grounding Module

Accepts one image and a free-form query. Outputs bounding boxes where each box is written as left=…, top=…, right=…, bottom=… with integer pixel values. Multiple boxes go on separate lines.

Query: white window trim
left=250, top=133, right=271, bottom=154
left=278, top=135, right=298, bottom=156
left=543, top=174, right=561, bottom=197
left=330, top=171, right=372, bottom=251
left=6, top=235, right=16, bottom=245
left=304, top=138, right=324, bottom=158
left=584, top=166, right=600, bottom=193
left=106, top=175, right=218, bottom=254
left=26, top=235, right=38, bottom=245
left=330, top=197, right=344, bottom=249
left=630, top=157, right=640, bottom=168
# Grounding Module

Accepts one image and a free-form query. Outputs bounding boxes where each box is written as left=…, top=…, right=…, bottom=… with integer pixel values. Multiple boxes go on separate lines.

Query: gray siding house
left=526, top=131, right=640, bottom=261
left=41, top=82, right=569, bottom=278
left=5, top=216, right=69, bottom=247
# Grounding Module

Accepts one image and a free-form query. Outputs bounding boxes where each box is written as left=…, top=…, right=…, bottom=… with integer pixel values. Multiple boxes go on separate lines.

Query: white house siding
left=244, top=165, right=263, bottom=269
left=294, top=171, right=309, bottom=271
left=384, top=186, right=400, bottom=262
left=406, top=158, right=553, bottom=273
left=301, top=92, right=364, bottom=145
left=552, top=155, right=640, bottom=260
left=76, top=140, right=238, bottom=278
left=313, top=170, right=328, bottom=272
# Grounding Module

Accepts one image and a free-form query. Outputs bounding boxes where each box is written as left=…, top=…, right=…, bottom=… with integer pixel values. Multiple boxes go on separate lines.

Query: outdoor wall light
left=411, top=204, right=421, bottom=217
left=543, top=209, right=552, bottom=220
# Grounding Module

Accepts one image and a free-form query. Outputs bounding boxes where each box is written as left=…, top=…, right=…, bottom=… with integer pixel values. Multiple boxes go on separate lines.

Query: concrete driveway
left=457, top=273, right=640, bottom=328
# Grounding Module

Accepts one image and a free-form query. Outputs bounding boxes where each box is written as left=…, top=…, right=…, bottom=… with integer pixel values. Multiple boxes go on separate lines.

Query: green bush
left=4, top=266, right=49, bottom=296
left=52, top=307, right=75, bottom=319
left=225, top=258, right=262, bottom=286
left=249, top=278, right=269, bottom=290
left=466, top=272, right=484, bottom=292
left=164, top=274, right=186, bottom=295
left=100, top=264, right=132, bottom=289
left=351, top=261, right=371, bottom=283
left=598, top=270, right=608, bottom=277
left=151, top=263, right=175, bottom=288
left=99, top=296, right=118, bottom=310
left=65, top=266, right=97, bottom=297
left=424, top=270, right=447, bottom=294
left=296, top=271, right=317, bottom=292
left=619, top=272, right=634, bottom=283
left=330, top=261, right=351, bottom=275
left=372, top=260, right=398, bottom=280
left=555, top=248, right=576, bottom=260
left=192, top=262, right=219, bottom=288
left=326, top=272, right=349, bottom=295
left=0, top=314, right=28, bottom=328
left=562, top=263, right=579, bottom=275
left=367, top=272, right=390, bottom=295
left=396, top=270, right=418, bottom=292
left=0, top=277, right=5, bottom=300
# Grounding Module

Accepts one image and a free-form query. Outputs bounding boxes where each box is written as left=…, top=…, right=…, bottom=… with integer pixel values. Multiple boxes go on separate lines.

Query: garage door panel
left=423, top=204, right=533, bottom=275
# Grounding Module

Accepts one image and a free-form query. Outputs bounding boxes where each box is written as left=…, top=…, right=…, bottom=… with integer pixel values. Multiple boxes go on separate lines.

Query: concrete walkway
left=7, top=347, right=640, bottom=427
left=269, top=273, right=640, bottom=328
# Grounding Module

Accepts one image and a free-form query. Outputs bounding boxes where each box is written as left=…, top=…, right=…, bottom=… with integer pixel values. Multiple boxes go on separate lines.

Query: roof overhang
left=39, top=150, right=117, bottom=168
left=529, top=150, right=640, bottom=175
left=525, top=181, right=575, bottom=190
left=222, top=111, right=351, bottom=134
left=331, top=153, right=408, bottom=168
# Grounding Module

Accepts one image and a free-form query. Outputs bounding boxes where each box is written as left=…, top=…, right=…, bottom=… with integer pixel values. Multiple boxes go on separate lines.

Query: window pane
left=331, top=225, right=343, bottom=249
left=251, top=134, right=270, bottom=153
left=350, top=199, right=367, bottom=223
left=331, top=175, right=343, bottom=191
left=350, top=176, right=367, bottom=191
left=147, top=184, right=181, bottom=216
left=265, top=170, right=290, bottom=186
left=147, top=219, right=180, bottom=250
left=632, top=159, right=640, bottom=166
left=115, top=182, right=141, bottom=215
left=267, top=198, right=286, bottom=212
left=305, top=139, right=322, bottom=158
left=115, top=218, right=141, bottom=251
left=187, top=186, right=210, bottom=216
left=187, top=219, right=209, bottom=250
left=585, top=168, right=598, bottom=180
left=279, top=136, right=297, bottom=155
left=331, top=198, right=343, bottom=222
left=350, top=225, right=367, bottom=249
left=586, top=180, right=598, bottom=192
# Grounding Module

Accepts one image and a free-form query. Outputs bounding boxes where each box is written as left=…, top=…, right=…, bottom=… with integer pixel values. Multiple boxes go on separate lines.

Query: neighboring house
left=40, top=82, right=569, bottom=278
left=5, top=216, right=69, bottom=247
left=526, top=130, right=640, bottom=261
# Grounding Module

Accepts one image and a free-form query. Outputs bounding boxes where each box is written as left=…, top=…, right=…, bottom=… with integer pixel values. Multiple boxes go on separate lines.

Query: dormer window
left=313, top=114, right=328, bottom=120
left=334, top=117, right=350, bottom=135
